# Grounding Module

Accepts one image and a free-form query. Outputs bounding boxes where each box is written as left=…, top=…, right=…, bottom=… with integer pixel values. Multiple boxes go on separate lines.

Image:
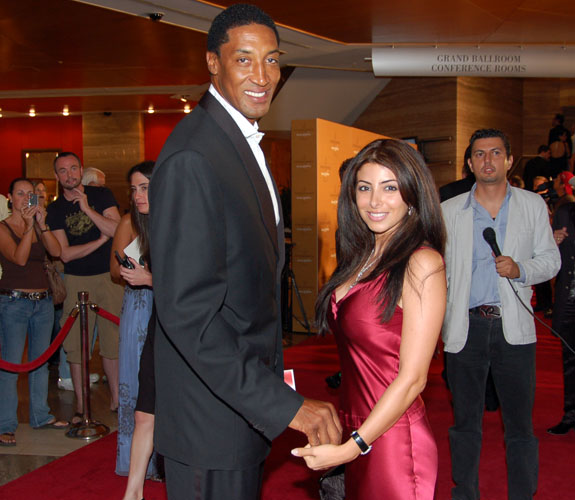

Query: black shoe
left=547, top=421, right=575, bottom=435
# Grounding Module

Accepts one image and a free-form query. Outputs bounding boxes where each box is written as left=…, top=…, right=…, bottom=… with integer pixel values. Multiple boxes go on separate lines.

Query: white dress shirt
left=208, top=85, right=279, bottom=224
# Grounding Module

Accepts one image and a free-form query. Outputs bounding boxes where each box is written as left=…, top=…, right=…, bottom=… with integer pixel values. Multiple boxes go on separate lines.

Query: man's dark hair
left=207, top=4, right=279, bottom=56
left=54, top=151, right=82, bottom=171
left=462, top=145, right=473, bottom=177
left=537, top=144, right=550, bottom=154
left=469, top=128, right=511, bottom=158
left=554, top=113, right=565, bottom=125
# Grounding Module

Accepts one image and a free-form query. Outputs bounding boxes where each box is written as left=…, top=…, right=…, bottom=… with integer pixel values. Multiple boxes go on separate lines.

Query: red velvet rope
left=0, top=313, right=77, bottom=373
left=0, top=304, right=120, bottom=373
left=91, top=305, right=120, bottom=326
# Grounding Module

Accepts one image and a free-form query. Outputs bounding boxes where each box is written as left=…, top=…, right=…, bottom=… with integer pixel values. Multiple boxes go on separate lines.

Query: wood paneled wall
left=83, top=112, right=144, bottom=213
left=353, top=77, right=547, bottom=189
left=353, top=77, right=458, bottom=188
left=456, top=77, right=523, bottom=170
left=522, top=79, right=575, bottom=156
left=522, top=79, right=561, bottom=155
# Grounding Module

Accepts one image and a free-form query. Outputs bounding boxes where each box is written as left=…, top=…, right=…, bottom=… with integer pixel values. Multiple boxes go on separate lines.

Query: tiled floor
left=0, top=353, right=118, bottom=486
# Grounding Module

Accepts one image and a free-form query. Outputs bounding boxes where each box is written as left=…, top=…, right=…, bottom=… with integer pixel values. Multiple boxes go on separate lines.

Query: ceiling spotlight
left=184, top=104, right=191, bottom=114
left=180, top=95, right=189, bottom=103
left=147, top=104, right=155, bottom=114
left=0, top=107, right=2, bottom=118
left=63, top=105, right=70, bottom=116
left=29, top=106, right=36, bottom=117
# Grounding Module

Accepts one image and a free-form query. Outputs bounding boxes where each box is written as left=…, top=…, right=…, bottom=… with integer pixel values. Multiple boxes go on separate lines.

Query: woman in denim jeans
left=0, top=178, right=68, bottom=446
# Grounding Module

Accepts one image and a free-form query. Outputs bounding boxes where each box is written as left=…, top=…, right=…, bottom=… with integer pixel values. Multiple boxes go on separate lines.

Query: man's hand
left=554, top=226, right=568, bottom=245
left=70, top=188, right=90, bottom=213
left=495, top=255, right=520, bottom=279
left=288, top=398, right=342, bottom=446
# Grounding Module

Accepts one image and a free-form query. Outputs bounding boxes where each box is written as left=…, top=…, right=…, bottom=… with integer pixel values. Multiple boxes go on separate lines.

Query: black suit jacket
left=438, top=175, right=475, bottom=202
left=149, top=92, right=304, bottom=469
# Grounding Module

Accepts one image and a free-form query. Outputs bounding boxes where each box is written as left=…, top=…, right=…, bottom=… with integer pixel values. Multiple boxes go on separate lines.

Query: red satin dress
left=329, top=274, right=438, bottom=500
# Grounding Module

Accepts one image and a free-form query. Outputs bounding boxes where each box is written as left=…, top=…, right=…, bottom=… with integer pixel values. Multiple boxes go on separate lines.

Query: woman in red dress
left=293, top=139, right=446, bottom=499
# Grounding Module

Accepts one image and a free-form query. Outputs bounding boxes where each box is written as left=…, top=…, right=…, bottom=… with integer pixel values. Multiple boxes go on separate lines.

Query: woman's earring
left=408, top=206, right=413, bottom=216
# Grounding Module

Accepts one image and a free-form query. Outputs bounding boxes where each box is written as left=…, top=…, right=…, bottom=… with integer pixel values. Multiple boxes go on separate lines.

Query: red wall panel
left=143, top=113, right=184, bottom=162
left=0, top=116, right=83, bottom=194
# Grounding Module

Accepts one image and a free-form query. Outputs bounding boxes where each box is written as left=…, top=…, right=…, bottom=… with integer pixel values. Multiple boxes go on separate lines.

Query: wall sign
left=372, top=46, right=575, bottom=78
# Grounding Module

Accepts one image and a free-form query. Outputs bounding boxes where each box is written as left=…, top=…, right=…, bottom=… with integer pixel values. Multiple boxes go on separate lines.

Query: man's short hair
left=54, top=152, right=82, bottom=171
left=207, top=4, right=279, bottom=56
left=537, top=144, right=550, bottom=154
left=469, top=128, right=511, bottom=158
left=554, top=113, right=565, bottom=125
left=82, top=167, right=106, bottom=186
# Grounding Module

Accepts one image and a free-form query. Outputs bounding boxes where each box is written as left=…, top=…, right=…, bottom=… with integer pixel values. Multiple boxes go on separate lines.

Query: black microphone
left=483, top=227, right=501, bottom=257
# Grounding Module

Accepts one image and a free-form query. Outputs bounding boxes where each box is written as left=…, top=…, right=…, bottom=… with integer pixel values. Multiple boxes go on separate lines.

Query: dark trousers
left=534, top=281, right=553, bottom=310
left=164, top=457, right=265, bottom=500
left=553, top=294, right=575, bottom=423
left=446, top=313, right=538, bottom=500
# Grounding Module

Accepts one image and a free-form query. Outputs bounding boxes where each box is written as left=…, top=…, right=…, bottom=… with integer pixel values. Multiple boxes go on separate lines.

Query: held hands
left=288, top=398, right=342, bottom=446
left=119, top=258, right=152, bottom=287
left=494, top=255, right=520, bottom=279
left=291, top=439, right=360, bottom=471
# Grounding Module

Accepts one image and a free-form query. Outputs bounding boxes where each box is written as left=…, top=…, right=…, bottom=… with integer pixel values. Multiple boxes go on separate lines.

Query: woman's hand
left=291, top=440, right=360, bottom=471
left=21, top=205, right=38, bottom=230
left=35, top=206, right=48, bottom=227
left=119, top=258, right=152, bottom=287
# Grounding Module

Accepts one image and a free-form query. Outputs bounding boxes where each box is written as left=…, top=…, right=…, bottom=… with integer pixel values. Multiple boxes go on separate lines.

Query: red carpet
left=1, top=315, right=574, bottom=499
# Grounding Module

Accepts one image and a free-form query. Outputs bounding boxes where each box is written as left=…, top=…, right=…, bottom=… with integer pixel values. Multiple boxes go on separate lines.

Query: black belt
left=469, top=304, right=501, bottom=319
left=0, top=289, right=52, bottom=300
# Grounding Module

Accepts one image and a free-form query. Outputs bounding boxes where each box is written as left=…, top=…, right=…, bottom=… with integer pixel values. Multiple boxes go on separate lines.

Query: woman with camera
left=110, top=162, right=160, bottom=498
left=0, top=178, right=68, bottom=447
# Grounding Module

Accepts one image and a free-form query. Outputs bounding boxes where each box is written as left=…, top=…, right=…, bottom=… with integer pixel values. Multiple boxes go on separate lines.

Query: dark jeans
left=446, top=313, right=538, bottom=500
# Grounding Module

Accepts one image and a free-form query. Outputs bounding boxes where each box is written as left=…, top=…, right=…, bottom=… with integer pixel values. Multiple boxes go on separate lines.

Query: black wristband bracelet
left=351, top=430, right=372, bottom=455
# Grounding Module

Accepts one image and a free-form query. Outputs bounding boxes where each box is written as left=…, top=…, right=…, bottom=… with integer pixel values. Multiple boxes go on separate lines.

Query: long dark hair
left=127, top=161, right=155, bottom=265
left=7, top=177, right=34, bottom=209
left=316, top=139, right=446, bottom=333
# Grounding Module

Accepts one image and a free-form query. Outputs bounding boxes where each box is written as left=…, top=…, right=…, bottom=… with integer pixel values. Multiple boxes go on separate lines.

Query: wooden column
left=83, top=112, right=144, bottom=212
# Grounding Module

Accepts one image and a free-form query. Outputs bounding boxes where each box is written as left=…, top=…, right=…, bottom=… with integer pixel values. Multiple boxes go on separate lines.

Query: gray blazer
left=441, top=186, right=560, bottom=353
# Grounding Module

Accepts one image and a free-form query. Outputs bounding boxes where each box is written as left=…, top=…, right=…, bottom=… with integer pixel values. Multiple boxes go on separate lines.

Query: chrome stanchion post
left=66, top=291, right=110, bottom=439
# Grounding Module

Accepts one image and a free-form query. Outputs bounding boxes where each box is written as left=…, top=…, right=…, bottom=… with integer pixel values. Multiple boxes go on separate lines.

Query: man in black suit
left=522, top=145, right=551, bottom=191
left=438, top=146, right=475, bottom=203
left=149, top=5, right=341, bottom=499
